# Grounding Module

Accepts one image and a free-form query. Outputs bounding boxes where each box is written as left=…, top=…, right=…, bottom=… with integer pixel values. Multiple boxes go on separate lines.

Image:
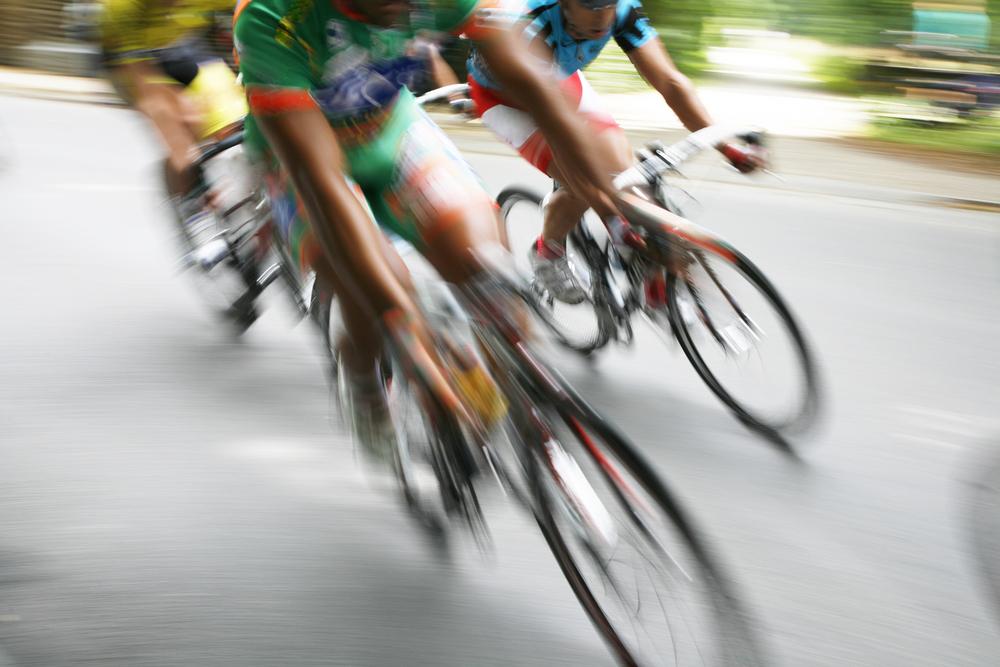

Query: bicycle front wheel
left=529, top=396, right=765, bottom=666
left=665, top=242, right=820, bottom=439
left=471, top=308, right=765, bottom=666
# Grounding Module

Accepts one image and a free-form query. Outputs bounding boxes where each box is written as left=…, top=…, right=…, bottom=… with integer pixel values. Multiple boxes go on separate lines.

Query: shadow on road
left=961, top=436, right=1000, bottom=627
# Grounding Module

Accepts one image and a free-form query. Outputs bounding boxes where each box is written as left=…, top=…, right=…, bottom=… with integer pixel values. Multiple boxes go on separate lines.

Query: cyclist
left=232, top=0, right=620, bottom=458
left=100, top=0, right=248, bottom=267
left=100, top=0, right=244, bottom=198
left=466, top=0, right=764, bottom=303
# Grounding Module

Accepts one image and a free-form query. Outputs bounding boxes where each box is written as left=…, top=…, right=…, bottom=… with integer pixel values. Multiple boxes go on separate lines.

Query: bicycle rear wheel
left=664, top=241, right=820, bottom=439
left=497, top=187, right=611, bottom=354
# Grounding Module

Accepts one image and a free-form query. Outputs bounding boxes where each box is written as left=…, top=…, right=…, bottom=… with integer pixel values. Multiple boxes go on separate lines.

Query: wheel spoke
left=667, top=244, right=820, bottom=435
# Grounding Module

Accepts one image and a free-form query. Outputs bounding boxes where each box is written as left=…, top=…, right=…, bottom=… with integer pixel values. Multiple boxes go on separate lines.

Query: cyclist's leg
left=359, top=94, right=501, bottom=284
left=262, top=148, right=437, bottom=459
left=104, top=48, right=203, bottom=197
left=261, top=165, right=413, bottom=374
left=470, top=71, right=631, bottom=244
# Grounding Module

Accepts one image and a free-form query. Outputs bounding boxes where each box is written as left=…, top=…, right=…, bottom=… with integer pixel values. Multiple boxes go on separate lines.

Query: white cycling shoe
left=529, top=246, right=590, bottom=305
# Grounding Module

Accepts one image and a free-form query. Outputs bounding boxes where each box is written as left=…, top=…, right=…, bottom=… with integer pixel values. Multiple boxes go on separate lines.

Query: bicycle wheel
left=536, top=415, right=764, bottom=665
left=169, top=152, right=262, bottom=331
left=384, top=358, right=474, bottom=540
left=468, top=294, right=765, bottom=666
left=665, top=240, right=820, bottom=439
left=318, top=280, right=489, bottom=542
left=385, top=339, right=491, bottom=544
left=497, top=187, right=611, bottom=354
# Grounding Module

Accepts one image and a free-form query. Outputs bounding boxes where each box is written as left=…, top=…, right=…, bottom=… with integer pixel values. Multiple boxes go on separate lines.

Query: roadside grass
left=868, top=105, right=1000, bottom=155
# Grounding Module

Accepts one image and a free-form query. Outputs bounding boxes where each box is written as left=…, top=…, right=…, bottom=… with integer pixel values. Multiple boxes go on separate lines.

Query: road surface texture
left=2, top=94, right=999, bottom=666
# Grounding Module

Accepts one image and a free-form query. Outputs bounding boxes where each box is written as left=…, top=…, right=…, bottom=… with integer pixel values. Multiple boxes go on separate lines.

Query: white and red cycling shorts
left=468, top=71, right=622, bottom=175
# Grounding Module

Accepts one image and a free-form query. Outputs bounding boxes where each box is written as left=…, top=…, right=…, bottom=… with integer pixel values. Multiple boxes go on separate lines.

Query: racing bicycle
left=170, top=124, right=308, bottom=331
left=499, top=127, right=821, bottom=451
left=309, top=87, right=769, bottom=666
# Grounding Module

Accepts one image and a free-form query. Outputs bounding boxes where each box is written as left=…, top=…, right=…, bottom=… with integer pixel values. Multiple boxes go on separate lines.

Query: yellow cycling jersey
left=100, top=0, right=234, bottom=62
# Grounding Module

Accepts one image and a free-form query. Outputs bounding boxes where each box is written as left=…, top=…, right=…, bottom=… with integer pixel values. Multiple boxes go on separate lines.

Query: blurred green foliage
left=643, top=0, right=1000, bottom=76
left=811, top=53, right=868, bottom=94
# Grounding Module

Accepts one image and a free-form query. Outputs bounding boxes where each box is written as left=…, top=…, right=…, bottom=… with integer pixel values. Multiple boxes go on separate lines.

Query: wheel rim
left=500, top=192, right=608, bottom=352
left=665, top=245, right=818, bottom=433
left=534, top=413, right=751, bottom=666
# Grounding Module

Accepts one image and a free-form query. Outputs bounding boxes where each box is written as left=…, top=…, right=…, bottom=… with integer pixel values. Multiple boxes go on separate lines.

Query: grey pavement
left=2, top=94, right=1000, bottom=666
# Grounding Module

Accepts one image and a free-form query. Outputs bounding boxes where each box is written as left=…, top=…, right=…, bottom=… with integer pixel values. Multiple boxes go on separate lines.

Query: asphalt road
left=2, top=94, right=1000, bottom=666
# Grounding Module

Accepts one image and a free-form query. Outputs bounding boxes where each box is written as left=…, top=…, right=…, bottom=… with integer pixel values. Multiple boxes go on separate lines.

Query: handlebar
left=414, top=83, right=470, bottom=107
left=612, top=126, right=764, bottom=191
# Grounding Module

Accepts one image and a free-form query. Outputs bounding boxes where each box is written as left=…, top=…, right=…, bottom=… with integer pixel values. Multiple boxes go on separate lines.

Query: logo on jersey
left=326, top=20, right=349, bottom=50
left=314, top=56, right=425, bottom=117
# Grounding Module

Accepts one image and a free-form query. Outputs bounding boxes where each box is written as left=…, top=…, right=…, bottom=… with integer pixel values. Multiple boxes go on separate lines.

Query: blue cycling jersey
left=468, top=0, right=657, bottom=89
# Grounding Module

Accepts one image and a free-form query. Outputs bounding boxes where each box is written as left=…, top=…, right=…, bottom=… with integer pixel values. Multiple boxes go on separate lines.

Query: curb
left=0, top=68, right=121, bottom=106
left=928, top=197, right=1000, bottom=213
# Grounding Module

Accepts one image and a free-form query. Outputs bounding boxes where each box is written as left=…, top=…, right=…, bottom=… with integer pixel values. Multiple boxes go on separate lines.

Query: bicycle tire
left=539, top=375, right=765, bottom=665
left=496, top=187, right=613, bottom=355
left=467, top=288, right=766, bottom=666
left=167, top=153, right=262, bottom=332
left=386, top=338, right=490, bottom=545
left=667, top=243, right=820, bottom=442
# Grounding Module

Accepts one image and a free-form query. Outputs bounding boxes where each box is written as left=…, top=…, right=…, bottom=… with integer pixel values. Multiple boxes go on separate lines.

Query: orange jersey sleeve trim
left=247, top=87, right=317, bottom=114
left=233, top=0, right=253, bottom=26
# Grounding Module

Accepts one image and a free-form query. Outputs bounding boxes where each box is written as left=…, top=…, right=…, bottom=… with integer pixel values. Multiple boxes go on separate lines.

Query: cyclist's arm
left=422, top=42, right=464, bottom=100
left=235, top=0, right=414, bottom=316
left=628, top=39, right=713, bottom=133
left=471, top=25, right=619, bottom=217
left=627, top=35, right=762, bottom=170
left=252, top=107, right=412, bottom=314
left=609, top=0, right=712, bottom=132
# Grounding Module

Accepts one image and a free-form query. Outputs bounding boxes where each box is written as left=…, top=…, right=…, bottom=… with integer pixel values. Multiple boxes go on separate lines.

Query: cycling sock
left=535, top=236, right=566, bottom=259
left=604, top=215, right=646, bottom=250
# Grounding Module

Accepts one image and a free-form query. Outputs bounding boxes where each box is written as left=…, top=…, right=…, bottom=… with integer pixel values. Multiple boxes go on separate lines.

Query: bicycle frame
left=187, top=129, right=308, bottom=318
left=561, top=129, right=759, bottom=352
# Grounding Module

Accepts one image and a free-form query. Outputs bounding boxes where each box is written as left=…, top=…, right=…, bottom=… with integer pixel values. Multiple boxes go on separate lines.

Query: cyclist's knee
left=600, top=127, right=633, bottom=173
left=544, top=186, right=588, bottom=226
left=422, top=203, right=503, bottom=283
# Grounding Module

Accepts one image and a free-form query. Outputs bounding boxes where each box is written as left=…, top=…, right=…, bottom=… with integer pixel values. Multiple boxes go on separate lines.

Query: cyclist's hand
left=719, top=142, right=768, bottom=174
